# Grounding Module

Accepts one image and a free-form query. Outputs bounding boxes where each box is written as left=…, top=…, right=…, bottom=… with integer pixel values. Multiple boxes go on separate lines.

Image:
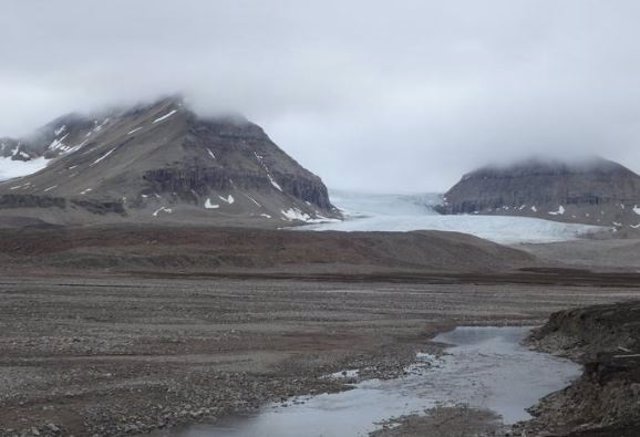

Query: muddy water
left=168, top=327, right=580, bottom=436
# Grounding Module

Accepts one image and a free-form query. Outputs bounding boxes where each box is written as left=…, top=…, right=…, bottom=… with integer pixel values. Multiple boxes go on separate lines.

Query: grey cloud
left=2, top=0, right=640, bottom=191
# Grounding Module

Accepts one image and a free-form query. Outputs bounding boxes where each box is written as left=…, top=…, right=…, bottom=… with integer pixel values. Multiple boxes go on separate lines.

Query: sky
left=2, top=0, right=640, bottom=192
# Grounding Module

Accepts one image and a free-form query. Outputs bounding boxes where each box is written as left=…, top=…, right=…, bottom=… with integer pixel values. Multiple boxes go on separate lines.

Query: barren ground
left=1, top=274, right=639, bottom=436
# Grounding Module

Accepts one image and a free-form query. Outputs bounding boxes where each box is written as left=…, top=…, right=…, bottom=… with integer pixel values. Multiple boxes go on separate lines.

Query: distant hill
left=0, top=225, right=536, bottom=275
left=0, top=96, right=339, bottom=226
left=436, top=157, right=640, bottom=229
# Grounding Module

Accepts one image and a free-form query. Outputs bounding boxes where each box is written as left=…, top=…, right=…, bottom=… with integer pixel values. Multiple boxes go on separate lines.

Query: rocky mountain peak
left=0, top=95, right=339, bottom=226
left=437, top=156, right=640, bottom=229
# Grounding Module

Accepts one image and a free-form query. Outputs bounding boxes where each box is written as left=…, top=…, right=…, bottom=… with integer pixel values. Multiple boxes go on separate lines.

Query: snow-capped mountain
left=304, top=189, right=605, bottom=244
left=0, top=96, right=339, bottom=226
left=436, top=157, right=640, bottom=230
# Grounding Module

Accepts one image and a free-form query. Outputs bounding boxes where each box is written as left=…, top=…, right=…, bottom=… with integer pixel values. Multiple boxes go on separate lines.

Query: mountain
left=0, top=96, right=339, bottom=226
left=436, top=157, right=640, bottom=229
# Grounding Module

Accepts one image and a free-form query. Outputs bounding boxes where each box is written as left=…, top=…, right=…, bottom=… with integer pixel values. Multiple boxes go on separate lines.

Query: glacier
left=0, top=157, right=49, bottom=182
left=303, top=190, right=606, bottom=244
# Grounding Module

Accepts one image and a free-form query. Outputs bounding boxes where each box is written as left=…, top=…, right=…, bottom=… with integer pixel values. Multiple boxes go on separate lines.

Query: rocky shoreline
left=1, top=337, right=426, bottom=437
left=520, top=300, right=640, bottom=436
left=0, top=325, right=428, bottom=437
left=370, top=405, right=506, bottom=437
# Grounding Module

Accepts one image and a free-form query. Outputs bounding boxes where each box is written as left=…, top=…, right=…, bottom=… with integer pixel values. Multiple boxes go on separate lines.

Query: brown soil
left=0, top=224, right=535, bottom=275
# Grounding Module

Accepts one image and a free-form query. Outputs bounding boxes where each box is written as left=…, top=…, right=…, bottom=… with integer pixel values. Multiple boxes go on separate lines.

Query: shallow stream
left=167, top=326, right=580, bottom=436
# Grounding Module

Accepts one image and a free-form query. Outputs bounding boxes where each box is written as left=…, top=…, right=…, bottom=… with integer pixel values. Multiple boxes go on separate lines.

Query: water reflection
left=162, top=326, right=580, bottom=437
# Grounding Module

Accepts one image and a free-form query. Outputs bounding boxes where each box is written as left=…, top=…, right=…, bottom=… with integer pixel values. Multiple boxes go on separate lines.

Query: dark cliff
left=437, top=157, right=640, bottom=228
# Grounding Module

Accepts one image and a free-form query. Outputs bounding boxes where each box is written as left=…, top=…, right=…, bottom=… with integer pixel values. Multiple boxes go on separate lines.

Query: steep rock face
left=0, top=96, right=339, bottom=226
left=437, top=158, right=640, bottom=228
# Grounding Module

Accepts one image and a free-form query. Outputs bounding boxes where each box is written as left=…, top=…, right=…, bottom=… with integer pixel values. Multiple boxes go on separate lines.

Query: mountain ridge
left=0, top=96, right=339, bottom=226
left=436, top=156, right=640, bottom=229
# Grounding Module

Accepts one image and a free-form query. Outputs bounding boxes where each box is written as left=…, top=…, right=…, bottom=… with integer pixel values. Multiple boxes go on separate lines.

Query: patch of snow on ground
left=301, top=190, right=605, bottom=244
left=267, top=174, right=282, bottom=191
left=64, top=139, right=89, bottom=155
left=253, top=151, right=283, bottom=191
left=90, top=148, right=116, bottom=166
left=152, top=206, right=173, bottom=217
left=47, top=134, right=70, bottom=152
left=128, top=127, right=143, bottom=135
left=93, top=118, right=110, bottom=133
left=548, top=205, right=565, bottom=216
left=219, top=195, right=235, bottom=204
left=43, top=185, right=57, bottom=192
left=152, top=110, right=178, bottom=124
left=245, top=194, right=261, bottom=207
left=0, top=157, right=50, bottom=181
left=207, top=148, right=216, bottom=159
left=282, top=208, right=311, bottom=221
left=204, top=198, right=220, bottom=209
left=80, top=188, right=93, bottom=195
left=634, top=205, right=640, bottom=216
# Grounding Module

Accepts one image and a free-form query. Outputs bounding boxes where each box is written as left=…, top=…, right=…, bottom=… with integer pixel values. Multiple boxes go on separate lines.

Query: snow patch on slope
left=254, top=152, right=283, bottom=191
left=204, top=198, right=220, bottom=209
left=90, top=148, right=117, bottom=166
left=244, top=194, right=261, bottom=207
left=548, top=205, right=565, bottom=216
left=153, top=206, right=173, bottom=216
left=152, top=110, right=178, bottom=124
left=282, top=208, right=311, bottom=221
left=281, top=207, right=338, bottom=224
left=267, top=174, right=282, bottom=191
left=219, top=195, right=235, bottom=204
left=47, top=134, right=70, bottom=152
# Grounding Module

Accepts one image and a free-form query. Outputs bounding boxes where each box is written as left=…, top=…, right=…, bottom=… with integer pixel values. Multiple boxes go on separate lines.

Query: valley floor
left=1, top=274, right=639, bottom=436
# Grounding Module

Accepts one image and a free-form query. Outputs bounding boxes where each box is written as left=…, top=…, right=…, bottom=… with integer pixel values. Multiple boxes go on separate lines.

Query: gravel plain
left=1, top=274, right=639, bottom=436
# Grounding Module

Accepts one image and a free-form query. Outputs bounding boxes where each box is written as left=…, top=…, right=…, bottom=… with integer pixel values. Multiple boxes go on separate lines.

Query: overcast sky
left=2, top=1, right=640, bottom=192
